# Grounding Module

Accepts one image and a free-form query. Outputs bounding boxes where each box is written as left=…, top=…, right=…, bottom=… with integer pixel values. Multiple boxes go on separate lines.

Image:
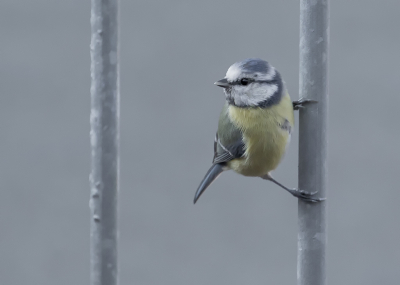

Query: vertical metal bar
left=298, top=0, right=329, bottom=285
left=90, top=0, right=119, bottom=284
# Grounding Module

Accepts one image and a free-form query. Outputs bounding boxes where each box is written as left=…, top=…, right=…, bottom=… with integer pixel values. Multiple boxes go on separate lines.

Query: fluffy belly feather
left=227, top=95, right=293, bottom=177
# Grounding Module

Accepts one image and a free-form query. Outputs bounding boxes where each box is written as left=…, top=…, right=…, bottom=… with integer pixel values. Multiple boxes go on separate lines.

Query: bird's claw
left=287, top=188, right=325, bottom=203
left=293, top=98, right=318, bottom=110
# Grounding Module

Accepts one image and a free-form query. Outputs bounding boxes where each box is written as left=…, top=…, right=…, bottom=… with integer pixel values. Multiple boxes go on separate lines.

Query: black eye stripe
left=240, top=78, right=250, bottom=85
left=229, top=79, right=278, bottom=86
left=258, top=80, right=279, bottom=84
left=229, top=78, right=253, bottom=86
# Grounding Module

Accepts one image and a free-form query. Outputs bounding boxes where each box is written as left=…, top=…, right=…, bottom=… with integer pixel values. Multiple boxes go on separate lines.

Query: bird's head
left=215, top=58, right=283, bottom=108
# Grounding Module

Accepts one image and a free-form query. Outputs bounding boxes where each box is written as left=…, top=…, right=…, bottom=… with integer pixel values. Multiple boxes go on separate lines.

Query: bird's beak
left=214, top=78, right=230, bottom=88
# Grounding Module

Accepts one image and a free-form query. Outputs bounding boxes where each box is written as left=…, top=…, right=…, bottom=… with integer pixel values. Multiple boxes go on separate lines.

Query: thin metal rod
left=297, top=0, right=329, bottom=285
left=90, top=0, right=119, bottom=284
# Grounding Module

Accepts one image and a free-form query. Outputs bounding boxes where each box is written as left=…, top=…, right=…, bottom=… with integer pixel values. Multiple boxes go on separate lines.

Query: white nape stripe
left=258, top=66, right=276, bottom=81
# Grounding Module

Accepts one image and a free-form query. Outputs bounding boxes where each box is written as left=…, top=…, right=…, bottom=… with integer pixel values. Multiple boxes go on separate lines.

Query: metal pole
left=297, top=0, right=329, bottom=285
left=90, top=0, right=119, bottom=284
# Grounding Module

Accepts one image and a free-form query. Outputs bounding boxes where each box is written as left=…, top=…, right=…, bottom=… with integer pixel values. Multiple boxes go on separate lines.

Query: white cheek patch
left=255, top=83, right=278, bottom=99
left=225, top=63, right=242, bottom=82
left=232, top=84, right=278, bottom=107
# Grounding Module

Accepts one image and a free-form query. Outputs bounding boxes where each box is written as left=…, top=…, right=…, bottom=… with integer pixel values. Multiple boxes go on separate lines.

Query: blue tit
left=194, top=58, right=322, bottom=204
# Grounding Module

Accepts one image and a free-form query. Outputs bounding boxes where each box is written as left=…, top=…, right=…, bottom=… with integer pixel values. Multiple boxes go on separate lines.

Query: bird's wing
left=212, top=103, right=245, bottom=164
left=213, top=133, right=245, bottom=164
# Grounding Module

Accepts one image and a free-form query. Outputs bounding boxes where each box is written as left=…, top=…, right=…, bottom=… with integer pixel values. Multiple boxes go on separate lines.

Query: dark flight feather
left=194, top=164, right=224, bottom=204
left=213, top=133, right=245, bottom=164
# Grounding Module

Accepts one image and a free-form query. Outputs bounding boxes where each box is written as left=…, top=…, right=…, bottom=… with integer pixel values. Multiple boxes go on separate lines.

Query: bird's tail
left=194, top=164, right=224, bottom=204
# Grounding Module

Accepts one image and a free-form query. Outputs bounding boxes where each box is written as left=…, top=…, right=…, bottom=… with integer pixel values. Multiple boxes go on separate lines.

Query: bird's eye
left=240, top=78, right=250, bottom=86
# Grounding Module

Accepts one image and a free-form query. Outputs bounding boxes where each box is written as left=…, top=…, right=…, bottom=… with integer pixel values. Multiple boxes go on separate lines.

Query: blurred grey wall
left=1, top=0, right=400, bottom=284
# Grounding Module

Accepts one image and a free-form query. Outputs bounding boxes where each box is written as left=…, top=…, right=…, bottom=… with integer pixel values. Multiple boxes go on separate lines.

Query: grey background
left=1, top=0, right=399, bottom=284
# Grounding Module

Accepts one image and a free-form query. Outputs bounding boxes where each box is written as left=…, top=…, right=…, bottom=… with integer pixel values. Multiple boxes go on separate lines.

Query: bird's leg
left=292, top=98, right=318, bottom=110
left=261, top=173, right=325, bottom=203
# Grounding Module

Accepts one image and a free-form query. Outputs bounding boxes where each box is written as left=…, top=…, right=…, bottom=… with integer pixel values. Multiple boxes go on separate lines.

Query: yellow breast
left=227, top=94, right=294, bottom=177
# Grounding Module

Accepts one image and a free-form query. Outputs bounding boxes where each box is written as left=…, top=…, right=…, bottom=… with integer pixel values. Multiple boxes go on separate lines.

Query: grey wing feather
left=213, top=133, right=245, bottom=164
left=212, top=103, right=246, bottom=164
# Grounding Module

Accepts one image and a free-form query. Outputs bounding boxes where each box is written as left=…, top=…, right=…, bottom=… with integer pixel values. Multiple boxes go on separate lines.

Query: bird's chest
left=227, top=105, right=291, bottom=176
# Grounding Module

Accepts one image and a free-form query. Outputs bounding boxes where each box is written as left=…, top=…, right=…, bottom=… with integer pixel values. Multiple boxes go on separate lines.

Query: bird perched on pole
left=194, top=58, right=323, bottom=204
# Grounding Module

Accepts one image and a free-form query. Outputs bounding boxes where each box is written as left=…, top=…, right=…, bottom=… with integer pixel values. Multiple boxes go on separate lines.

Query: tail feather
left=194, top=164, right=224, bottom=204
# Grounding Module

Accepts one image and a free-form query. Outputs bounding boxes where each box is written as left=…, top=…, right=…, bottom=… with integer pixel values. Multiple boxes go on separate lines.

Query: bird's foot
left=287, top=188, right=325, bottom=203
left=292, top=98, right=318, bottom=110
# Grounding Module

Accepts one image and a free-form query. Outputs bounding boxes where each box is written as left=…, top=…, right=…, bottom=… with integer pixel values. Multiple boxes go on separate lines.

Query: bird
left=194, top=58, right=323, bottom=204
